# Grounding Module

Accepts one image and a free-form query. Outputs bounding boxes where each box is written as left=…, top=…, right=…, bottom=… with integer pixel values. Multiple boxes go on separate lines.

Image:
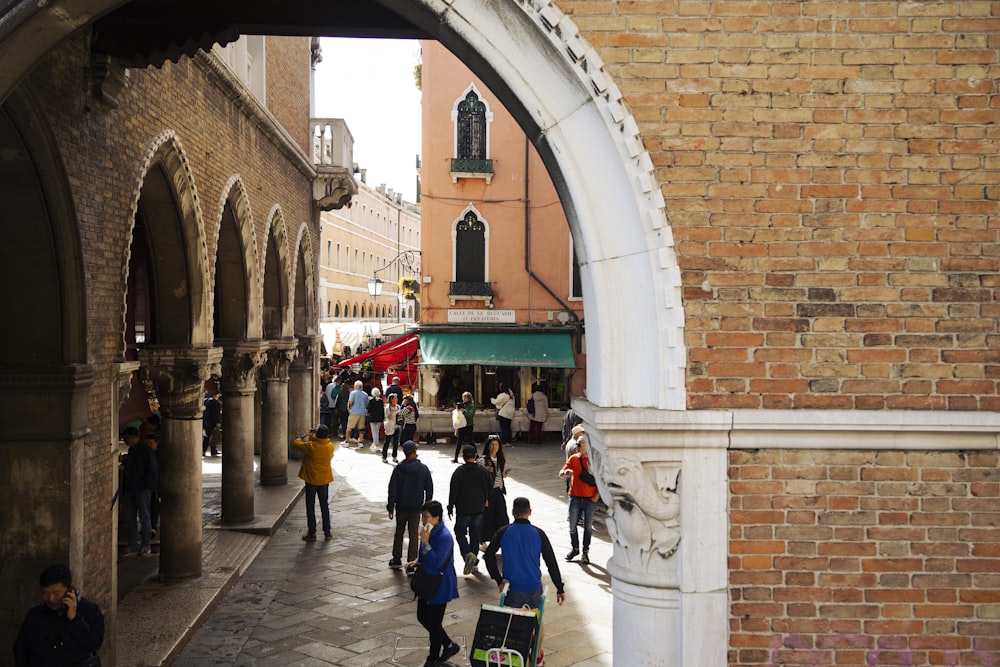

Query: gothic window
left=451, top=86, right=494, bottom=181
left=457, top=90, right=487, bottom=160
left=455, top=210, right=486, bottom=283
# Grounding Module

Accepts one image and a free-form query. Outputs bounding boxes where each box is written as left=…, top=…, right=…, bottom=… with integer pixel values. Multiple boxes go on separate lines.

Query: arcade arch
left=0, top=0, right=693, bottom=663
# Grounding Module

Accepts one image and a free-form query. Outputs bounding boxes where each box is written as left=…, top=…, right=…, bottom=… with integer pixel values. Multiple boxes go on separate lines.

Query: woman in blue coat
left=406, top=500, right=460, bottom=667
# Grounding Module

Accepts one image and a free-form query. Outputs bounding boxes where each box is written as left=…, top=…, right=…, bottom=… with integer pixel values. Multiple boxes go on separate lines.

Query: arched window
left=455, top=209, right=487, bottom=283
left=335, top=303, right=341, bottom=318
left=352, top=304, right=358, bottom=318
left=456, top=89, right=487, bottom=160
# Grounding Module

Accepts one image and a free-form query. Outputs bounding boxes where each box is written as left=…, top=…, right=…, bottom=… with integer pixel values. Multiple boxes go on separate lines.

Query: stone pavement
left=172, top=438, right=614, bottom=666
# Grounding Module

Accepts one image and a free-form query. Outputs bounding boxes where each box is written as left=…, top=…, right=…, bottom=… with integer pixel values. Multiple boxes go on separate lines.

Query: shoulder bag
left=410, top=562, right=443, bottom=600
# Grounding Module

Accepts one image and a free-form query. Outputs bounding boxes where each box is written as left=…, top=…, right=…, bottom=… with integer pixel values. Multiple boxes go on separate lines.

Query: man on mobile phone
left=14, top=564, right=105, bottom=666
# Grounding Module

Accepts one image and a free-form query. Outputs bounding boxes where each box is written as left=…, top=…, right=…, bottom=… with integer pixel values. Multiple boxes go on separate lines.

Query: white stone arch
left=212, top=174, right=263, bottom=340
left=260, top=204, right=292, bottom=338
left=386, top=0, right=685, bottom=410
left=291, top=221, right=317, bottom=336
left=123, top=129, right=212, bottom=349
left=451, top=203, right=490, bottom=282
left=450, top=82, right=494, bottom=161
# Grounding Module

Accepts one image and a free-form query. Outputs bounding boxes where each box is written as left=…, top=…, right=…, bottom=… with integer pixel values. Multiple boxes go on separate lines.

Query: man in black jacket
left=14, top=564, right=104, bottom=667
left=386, top=440, right=434, bottom=570
left=122, top=426, right=158, bottom=557
left=448, top=444, right=492, bottom=575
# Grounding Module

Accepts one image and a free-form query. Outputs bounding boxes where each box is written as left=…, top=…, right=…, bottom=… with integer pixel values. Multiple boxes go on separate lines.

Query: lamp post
left=367, top=250, right=421, bottom=323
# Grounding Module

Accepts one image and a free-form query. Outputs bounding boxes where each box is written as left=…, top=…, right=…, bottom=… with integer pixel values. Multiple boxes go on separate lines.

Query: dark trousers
left=453, top=425, right=474, bottom=460
left=454, top=512, right=483, bottom=559
left=400, top=423, right=417, bottom=445
left=527, top=418, right=543, bottom=443
left=382, top=429, right=400, bottom=459
left=305, top=483, right=331, bottom=536
left=416, top=599, right=451, bottom=661
left=498, top=416, right=512, bottom=444
left=392, top=510, right=421, bottom=562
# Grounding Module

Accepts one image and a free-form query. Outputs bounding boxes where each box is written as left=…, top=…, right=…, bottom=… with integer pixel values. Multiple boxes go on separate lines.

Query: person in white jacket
left=491, top=387, right=516, bottom=445
left=526, top=384, right=549, bottom=444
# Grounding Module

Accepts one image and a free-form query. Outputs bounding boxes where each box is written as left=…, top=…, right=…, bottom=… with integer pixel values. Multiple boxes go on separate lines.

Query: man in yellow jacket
left=292, top=424, right=336, bottom=541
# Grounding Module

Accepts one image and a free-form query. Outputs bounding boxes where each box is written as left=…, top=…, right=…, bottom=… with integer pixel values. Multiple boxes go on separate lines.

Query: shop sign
left=447, top=309, right=516, bottom=323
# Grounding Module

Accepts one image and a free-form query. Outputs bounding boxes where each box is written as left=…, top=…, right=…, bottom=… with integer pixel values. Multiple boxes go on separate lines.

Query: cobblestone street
left=174, top=438, right=614, bottom=666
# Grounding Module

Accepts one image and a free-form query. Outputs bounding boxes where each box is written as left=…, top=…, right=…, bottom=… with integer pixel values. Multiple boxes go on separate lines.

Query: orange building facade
left=418, top=41, right=585, bottom=417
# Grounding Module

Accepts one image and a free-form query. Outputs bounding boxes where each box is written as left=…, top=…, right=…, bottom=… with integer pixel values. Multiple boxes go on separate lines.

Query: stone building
left=318, top=176, right=421, bottom=358
left=417, top=40, right=586, bottom=416
left=1, top=2, right=998, bottom=666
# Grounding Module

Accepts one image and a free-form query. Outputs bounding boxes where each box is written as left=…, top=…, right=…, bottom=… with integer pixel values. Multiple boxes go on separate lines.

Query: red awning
left=336, top=332, right=418, bottom=376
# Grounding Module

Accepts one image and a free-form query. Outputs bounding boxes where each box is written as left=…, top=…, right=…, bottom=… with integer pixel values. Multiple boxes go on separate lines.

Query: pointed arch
left=451, top=82, right=494, bottom=162
left=292, top=221, right=316, bottom=336
left=124, top=130, right=211, bottom=349
left=383, top=0, right=683, bottom=409
left=261, top=205, right=292, bottom=339
left=211, top=174, right=262, bottom=340
left=0, top=87, right=87, bottom=365
left=452, top=204, right=489, bottom=283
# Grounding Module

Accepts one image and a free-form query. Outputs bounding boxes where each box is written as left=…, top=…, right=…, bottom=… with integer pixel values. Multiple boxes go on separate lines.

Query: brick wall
left=730, top=449, right=1000, bottom=666
left=22, top=34, right=317, bottom=648
left=266, top=35, right=312, bottom=155
left=562, top=0, right=1000, bottom=410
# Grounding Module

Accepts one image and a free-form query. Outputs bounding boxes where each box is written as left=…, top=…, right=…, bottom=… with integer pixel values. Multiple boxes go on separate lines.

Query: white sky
left=313, top=37, right=423, bottom=203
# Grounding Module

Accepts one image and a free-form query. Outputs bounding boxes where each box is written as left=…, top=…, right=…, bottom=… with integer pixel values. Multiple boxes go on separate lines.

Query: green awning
left=419, top=332, right=576, bottom=368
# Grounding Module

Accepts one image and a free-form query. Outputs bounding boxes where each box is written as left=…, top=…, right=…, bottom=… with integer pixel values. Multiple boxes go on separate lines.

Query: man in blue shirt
left=346, top=380, right=369, bottom=447
left=483, top=497, right=565, bottom=666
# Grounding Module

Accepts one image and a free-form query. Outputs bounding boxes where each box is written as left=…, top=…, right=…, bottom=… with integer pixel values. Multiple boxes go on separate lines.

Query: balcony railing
left=312, top=118, right=353, bottom=168
left=450, top=158, right=494, bottom=184
left=449, top=281, right=494, bottom=307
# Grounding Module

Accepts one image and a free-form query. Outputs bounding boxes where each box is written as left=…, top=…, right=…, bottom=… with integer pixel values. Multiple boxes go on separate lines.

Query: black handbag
left=410, top=562, right=443, bottom=600
left=578, top=457, right=597, bottom=487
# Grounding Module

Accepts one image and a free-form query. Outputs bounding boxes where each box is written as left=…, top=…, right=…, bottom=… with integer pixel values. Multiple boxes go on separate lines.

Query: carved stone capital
left=573, top=399, right=730, bottom=594
left=220, top=341, right=268, bottom=395
left=261, top=339, right=298, bottom=382
left=596, top=449, right=681, bottom=584
left=113, top=360, right=141, bottom=408
left=291, top=335, right=322, bottom=371
left=139, top=346, right=223, bottom=419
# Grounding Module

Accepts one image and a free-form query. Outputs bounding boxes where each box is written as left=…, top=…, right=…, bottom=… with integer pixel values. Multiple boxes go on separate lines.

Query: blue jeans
left=505, top=587, right=542, bottom=610
left=305, top=483, right=331, bottom=536
left=453, top=512, right=484, bottom=559
left=568, top=496, right=596, bottom=551
left=125, top=488, right=153, bottom=550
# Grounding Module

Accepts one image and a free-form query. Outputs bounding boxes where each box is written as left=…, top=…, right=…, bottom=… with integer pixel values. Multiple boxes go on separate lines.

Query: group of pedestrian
left=287, top=397, right=595, bottom=667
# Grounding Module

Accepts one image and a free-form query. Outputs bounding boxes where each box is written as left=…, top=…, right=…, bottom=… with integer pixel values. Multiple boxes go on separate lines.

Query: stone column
left=574, top=400, right=729, bottom=667
left=288, top=335, right=320, bottom=461
left=260, top=340, right=297, bottom=486
left=140, top=346, right=222, bottom=582
left=0, top=364, right=92, bottom=639
left=219, top=341, right=266, bottom=524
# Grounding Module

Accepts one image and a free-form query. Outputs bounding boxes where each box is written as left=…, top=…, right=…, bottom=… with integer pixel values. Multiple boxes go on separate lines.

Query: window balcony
left=449, top=281, right=493, bottom=307
left=450, top=158, right=494, bottom=184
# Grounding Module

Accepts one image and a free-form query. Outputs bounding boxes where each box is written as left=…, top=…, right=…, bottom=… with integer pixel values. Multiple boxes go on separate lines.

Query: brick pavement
left=175, top=438, right=613, bottom=666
